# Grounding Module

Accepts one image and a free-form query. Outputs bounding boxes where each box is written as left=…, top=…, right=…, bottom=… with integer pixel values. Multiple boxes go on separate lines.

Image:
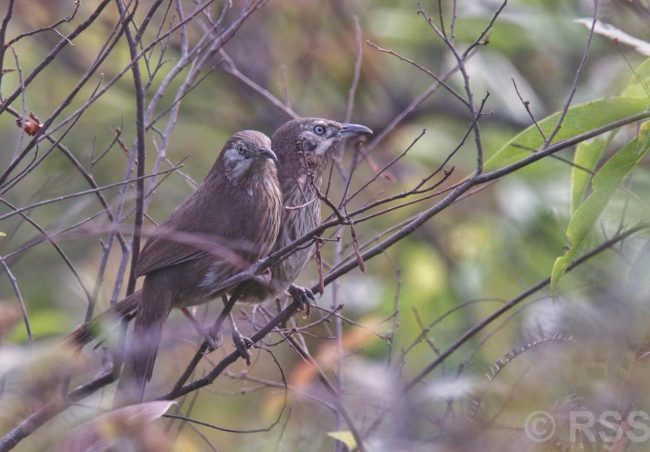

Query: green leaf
left=0, top=231, right=5, bottom=237
left=621, top=58, right=650, bottom=98
left=328, top=431, right=357, bottom=450
left=485, top=98, right=650, bottom=171
left=551, top=122, right=650, bottom=295
left=570, top=138, right=607, bottom=214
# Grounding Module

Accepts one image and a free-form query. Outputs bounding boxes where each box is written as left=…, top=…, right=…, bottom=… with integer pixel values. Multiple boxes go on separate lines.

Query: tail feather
left=64, top=290, right=141, bottom=348
left=115, top=272, right=172, bottom=405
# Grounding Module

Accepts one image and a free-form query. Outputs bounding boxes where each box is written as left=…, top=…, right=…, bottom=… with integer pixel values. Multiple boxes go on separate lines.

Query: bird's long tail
left=114, top=272, right=172, bottom=405
left=64, top=290, right=142, bottom=349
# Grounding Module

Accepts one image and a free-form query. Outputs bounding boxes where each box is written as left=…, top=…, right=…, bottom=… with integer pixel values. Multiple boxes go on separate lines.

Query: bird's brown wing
left=135, top=242, right=205, bottom=277
left=135, top=189, right=207, bottom=277
left=135, top=182, right=224, bottom=277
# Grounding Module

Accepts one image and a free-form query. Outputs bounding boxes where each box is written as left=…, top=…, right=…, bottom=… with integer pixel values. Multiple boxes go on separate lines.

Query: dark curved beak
left=258, top=145, right=277, bottom=162
left=339, top=123, right=373, bottom=137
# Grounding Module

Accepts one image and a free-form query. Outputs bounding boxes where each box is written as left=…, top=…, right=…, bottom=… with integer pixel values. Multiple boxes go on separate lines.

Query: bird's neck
left=216, top=160, right=277, bottom=192
left=300, top=169, right=323, bottom=191
left=240, top=164, right=278, bottom=198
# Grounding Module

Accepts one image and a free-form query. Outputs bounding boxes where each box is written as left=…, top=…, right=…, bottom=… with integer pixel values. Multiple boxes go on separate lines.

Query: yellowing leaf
left=328, top=431, right=357, bottom=450
left=290, top=316, right=383, bottom=390
left=0, top=231, right=5, bottom=237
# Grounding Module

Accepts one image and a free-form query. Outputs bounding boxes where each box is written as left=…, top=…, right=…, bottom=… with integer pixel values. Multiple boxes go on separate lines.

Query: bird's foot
left=204, top=331, right=224, bottom=353
left=288, top=284, right=315, bottom=317
left=182, top=307, right=223, bottom=352
left=232, top=330, right=254, bottom=365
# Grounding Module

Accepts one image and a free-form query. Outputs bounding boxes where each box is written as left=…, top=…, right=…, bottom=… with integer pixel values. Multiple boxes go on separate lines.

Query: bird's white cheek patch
left=315, top=138, right=334, bottom=156
left=224, top=148, right=253, bottom=183
left=236, top=160, right=253, bottom=179
left=224, top=147, right=240, bottom=161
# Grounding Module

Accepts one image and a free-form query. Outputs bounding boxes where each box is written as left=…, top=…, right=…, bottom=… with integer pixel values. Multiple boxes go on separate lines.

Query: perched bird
left=236, top=118, right=372, bottom=306
left=66, top=119, right=371, bottom=376
left=116, top=130, right=282, bottom=403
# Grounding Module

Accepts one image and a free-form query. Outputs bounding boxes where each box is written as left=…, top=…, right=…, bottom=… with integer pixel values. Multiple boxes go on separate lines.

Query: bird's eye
left=237, top=144, right=247, bottom=156
left=313, top=125, right=326, bottom=136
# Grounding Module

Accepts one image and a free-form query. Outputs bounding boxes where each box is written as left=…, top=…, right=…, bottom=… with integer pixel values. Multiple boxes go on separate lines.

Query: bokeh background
left=1, top=0, right=650, bottom=450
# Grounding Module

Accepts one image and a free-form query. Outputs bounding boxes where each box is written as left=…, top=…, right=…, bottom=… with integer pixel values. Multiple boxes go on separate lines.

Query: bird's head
left=218, top=130, right=278, bottom=186
left=272, top=118, right=373, bottom=176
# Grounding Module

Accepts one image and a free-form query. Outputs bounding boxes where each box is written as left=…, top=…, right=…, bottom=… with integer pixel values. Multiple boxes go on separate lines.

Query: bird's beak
left=258, top=145, right=278, bottom=162
left=339, top=123, right=373, bottom=137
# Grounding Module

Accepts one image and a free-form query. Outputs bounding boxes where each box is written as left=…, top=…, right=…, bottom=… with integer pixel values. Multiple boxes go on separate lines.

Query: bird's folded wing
left=135, top=241, right=206, bottom=277
left=134, top=180, right=251, bottom=278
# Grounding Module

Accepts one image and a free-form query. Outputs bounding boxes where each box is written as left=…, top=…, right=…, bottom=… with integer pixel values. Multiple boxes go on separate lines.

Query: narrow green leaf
left=485, top=97, right=650, bottom=171
left=570, top=138, right=607, bottom=214
left=551, top=122, right=650, bottom=295
left=328, top=431, right=357, bottom=450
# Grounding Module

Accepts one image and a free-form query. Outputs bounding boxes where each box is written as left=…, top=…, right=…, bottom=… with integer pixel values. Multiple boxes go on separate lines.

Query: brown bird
left=236, top=118, right=372, bottom=306
left=115, top=130, right=282, bottom=403
left=66, top=119, right=371, bottom=364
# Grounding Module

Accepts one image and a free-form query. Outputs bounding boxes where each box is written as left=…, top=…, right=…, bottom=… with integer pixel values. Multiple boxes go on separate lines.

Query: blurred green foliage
left=1, top=0, right=650, bottom=450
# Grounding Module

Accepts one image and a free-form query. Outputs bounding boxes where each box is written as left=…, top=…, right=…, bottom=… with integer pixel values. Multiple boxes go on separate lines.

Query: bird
left=235, top=118, right=372, bottom=308
left=115, top=130, right=282, bottom=403
left=65, top=119, right=372, bottom=364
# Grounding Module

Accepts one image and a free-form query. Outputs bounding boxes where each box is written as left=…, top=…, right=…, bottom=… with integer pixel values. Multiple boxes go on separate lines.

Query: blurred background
left=1, top=0, right=650, bottom=450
